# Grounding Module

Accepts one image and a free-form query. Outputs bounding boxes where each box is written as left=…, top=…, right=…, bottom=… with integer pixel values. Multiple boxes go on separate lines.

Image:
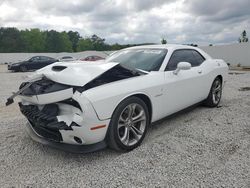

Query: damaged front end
left=6, top=63, right=145, bottom=152
left=19, top=103, right=72, bottom=142
left=16, top=76, right=107, bottom=145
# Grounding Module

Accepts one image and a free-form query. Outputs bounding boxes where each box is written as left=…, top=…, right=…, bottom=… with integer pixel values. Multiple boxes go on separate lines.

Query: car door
left=28, top=56, right=40, bottom=70
left=41, top=56, right=54, bottom=67
left=36, top=56, right=49, bottom=69
left=162, top=49, right=207, bottom=116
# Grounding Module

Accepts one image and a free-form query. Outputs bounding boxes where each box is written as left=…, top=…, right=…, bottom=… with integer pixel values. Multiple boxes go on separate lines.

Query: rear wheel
left=204, top=77, right=222, bottom=107
left=107, top=97, right=149, bottom=151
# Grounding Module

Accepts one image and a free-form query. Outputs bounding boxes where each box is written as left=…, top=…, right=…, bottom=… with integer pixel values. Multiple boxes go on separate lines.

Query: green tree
left=90, top=34, right=107, bottom=50
left=20, top=29, right=46, bottom=52
left=67, top=31, right=80, bottom=52
left=60, top=31, right=73, bottom=52
left=161, top=38, right=167, bottom=44
left=44, top=30, right=72, bottom=52
left=0, top=27, right=24, bottom=52
left=77, top=38, right=94, bottom=51
left=238, top=30, right=249, bottom=43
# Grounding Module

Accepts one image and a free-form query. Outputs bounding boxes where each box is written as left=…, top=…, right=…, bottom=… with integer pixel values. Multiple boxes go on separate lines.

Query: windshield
left=106, top=48, right=168, bottom=72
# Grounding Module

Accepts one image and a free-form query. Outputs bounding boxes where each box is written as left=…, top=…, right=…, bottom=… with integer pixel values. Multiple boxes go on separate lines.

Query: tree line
left=0, top=27, right=155, bottom=53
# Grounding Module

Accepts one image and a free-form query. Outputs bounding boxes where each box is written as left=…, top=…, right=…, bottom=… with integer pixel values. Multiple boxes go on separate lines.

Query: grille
left=19, top=103, right=72, bottom=142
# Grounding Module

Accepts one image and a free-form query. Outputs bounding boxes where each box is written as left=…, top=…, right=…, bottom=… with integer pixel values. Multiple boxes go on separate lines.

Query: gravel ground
left=0, top=65, right=250, bottom=187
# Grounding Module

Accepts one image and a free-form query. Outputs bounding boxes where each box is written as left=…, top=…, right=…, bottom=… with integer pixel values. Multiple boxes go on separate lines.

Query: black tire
left=107, top=97, right=150, bottom=151
left=20, top=65, right=27, bottom=72
left=204, top=77, right=222, bottom=107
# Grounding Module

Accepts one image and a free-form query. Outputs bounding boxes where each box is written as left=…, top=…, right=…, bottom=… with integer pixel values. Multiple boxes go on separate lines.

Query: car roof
left=126, top=44, right=199, bottom=51
left=62, top=56, right=73, bottom=58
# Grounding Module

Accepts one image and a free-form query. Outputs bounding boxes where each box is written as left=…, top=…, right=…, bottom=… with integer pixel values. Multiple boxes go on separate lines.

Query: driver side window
left=165, top=49, right=205, bottom=71
left=30, top=56, right=40, bottom=61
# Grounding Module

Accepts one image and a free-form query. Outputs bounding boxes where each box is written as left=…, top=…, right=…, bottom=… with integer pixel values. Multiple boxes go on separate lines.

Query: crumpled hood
left=35, top=61, right=118, bottom=86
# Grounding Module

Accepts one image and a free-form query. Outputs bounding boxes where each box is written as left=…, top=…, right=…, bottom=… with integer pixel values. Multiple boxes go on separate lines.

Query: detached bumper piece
left=19, top=103, right=71, bottom=142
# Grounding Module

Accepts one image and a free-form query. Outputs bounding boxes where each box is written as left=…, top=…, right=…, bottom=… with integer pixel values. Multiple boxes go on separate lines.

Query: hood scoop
left=52, top=66, right=67, bottom=72
left=39, top=62, right=119, bottom=86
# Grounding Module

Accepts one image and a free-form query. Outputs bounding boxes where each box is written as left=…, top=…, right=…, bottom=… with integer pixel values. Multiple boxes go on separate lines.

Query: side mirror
left=173, top=62, right=191, bottom=75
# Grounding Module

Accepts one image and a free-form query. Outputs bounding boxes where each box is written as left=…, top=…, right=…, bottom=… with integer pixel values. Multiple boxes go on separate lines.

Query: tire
left=20, top=65, right=27, bottom=72
left=107, top=97, right=150, bottom=151
left=204, top=77, right=222, bottom=107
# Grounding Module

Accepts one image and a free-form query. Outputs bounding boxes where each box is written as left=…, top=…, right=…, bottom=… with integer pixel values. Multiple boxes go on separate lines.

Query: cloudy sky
left=0, top=0, right=249, bottom=45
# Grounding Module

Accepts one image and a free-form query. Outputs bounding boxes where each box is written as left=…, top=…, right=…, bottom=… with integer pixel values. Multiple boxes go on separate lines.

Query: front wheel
left=107, top=97, right=149, bottom=151
left=204, top=77, right=222, bottom=107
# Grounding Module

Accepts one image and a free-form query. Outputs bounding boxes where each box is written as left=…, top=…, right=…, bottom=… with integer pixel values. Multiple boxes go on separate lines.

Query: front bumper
left=16, top=77, right=110, bottom=150
left=8, top=64, right=20, bottom=71
left=26, top=121, right=107, bottom=153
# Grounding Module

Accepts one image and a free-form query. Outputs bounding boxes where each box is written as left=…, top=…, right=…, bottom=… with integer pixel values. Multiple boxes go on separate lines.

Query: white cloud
left=0, top=0, right=249, bottom=45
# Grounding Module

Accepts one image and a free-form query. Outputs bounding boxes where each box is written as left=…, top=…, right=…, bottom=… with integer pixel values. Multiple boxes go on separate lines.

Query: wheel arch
left=217, top=75, right=223, bottom=83
left=114, top=92, right=153, bottom=123
left=131, top=93, right=152, bottom=123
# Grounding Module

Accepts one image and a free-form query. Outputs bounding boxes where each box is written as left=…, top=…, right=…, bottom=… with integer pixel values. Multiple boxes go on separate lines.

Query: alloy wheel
left=212, top=79, right=222, bottom=104
left=117, top=103, right=146, bottom=146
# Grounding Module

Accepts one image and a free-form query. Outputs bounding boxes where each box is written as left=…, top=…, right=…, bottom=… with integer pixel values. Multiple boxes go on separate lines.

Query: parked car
left=8, top=56, right=58, bottom=72
left=7, top=44, right=228, bottom=153
left=80, top=55, right=105, bottom=61
left=58, top=56, right=75, bottom=62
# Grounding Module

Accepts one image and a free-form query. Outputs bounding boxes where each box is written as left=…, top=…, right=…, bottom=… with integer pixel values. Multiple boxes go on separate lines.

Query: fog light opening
left=74, top=136, right=82, bottom=144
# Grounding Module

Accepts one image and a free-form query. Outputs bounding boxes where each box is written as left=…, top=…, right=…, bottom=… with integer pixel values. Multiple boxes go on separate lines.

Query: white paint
left=36, top=61, right=118, bottom=86
left=19, top=44, right=228, bottom=145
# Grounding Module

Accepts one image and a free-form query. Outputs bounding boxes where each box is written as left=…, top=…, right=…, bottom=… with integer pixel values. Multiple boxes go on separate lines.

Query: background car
left=8, top=56, right=58, bottom=72
left=10, top=44, right=228, bottom=153
left=58, top=56, right=75, bottom=62
left=80, top=55, right=105, bottom=61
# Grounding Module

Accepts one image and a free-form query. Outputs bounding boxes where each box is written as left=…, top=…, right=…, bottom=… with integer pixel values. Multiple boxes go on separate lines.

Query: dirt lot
left=0, top=64, right=250, bottom=187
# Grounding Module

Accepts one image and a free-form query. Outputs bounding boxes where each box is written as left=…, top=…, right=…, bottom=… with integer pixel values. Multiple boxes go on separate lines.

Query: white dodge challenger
left=7, top=44, right=228, bottom=153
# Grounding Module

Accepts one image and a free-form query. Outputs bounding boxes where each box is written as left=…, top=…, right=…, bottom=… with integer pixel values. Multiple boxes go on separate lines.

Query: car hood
left=11, top=61, right=26, bottom=66
left=35, top=61, right=119, bottom=86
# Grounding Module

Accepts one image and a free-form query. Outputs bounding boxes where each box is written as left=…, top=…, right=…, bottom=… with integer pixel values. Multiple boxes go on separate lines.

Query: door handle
left=198, top=70, right=202, bottom=74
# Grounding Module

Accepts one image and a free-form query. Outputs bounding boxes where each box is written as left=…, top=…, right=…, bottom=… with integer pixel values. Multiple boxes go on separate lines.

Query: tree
left=44, top=30, right=73, bottom=52
left=0, top=27, right=24, bottom=52
left=161, top=38, right=167, bottom=44
left=0, top=27, right=156, bottom=52
left=67, top=31, right=80, bottom=52
left=20, top=29, right=46, bottom=52
left=77, top=38, right=94, bottom=51
left=238, top=30, right=249, bottom=43
left=90, top=34, right=107, bottom=50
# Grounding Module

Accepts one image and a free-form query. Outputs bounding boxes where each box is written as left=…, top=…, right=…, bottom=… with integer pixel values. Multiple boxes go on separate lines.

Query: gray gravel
left=0, top=65, right=250, bottom=187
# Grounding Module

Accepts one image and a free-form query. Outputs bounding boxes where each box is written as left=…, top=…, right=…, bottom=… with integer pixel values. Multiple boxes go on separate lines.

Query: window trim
left=165, top=49, right=206, bottom=71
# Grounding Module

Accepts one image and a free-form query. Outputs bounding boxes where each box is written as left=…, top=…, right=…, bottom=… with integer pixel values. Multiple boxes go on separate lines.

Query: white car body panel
left=36, top=61, right=118, bottom=86
left=20, top=88, right=73, bottom=105
left=17, top=44, right=228, bottom=146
